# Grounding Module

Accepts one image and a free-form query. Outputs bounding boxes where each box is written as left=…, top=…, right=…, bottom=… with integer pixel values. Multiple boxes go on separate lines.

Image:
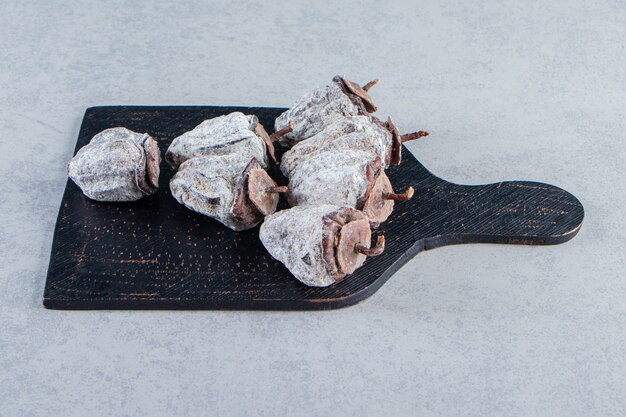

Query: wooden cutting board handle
left=385, top=157, right=584, bottom=252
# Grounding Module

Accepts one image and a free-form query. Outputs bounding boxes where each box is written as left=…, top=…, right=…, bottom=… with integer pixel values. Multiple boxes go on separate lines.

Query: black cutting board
left=43, top=106, right=584, bottom=310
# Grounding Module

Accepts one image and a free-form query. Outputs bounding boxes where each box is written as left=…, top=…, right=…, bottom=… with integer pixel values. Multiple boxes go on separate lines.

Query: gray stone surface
left=0, top=1, right=624, bottom=416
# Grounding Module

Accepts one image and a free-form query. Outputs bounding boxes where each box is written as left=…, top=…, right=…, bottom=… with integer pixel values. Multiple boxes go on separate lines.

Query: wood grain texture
left=43, top=106, right=584, bottom=310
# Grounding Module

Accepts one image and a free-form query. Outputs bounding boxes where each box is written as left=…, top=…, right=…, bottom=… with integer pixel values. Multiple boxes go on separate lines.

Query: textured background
left=1, top=0, right=625, bottom=416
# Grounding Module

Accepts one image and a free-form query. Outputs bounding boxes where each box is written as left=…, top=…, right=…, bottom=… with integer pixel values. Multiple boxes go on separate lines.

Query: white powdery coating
left=67, top=127, right=158, bottom=202
left=280, top=116, right=392, bottom=176
left=260, top=205, right=340, bottom=287
left=287, top=150, right=373, bottom=208
left=170, top=154, right=256, bottom=231
left=274, top=83, right=361, bottom=145
left=166, top=112, right=268, bottom=169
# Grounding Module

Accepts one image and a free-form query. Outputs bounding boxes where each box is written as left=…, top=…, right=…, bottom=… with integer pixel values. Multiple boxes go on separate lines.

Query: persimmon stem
left=270, top=122, right=294, bottom=141
left=362, top=78, right=380, bottom=91
left=383, top=186, right=414, bottom=201
left=401, top=131, right=429, bottom=143
left=268, top=186, right=288, bottom=194
left=355, top=235, right=385, bottom=256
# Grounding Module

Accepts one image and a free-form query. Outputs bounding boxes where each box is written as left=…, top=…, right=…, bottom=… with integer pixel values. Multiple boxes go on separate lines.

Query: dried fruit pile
left=67, top=76, right=427, bottom=287
left=260, top=76, right=427, bottom=286
left=166, top=112, right=290, bottom=231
